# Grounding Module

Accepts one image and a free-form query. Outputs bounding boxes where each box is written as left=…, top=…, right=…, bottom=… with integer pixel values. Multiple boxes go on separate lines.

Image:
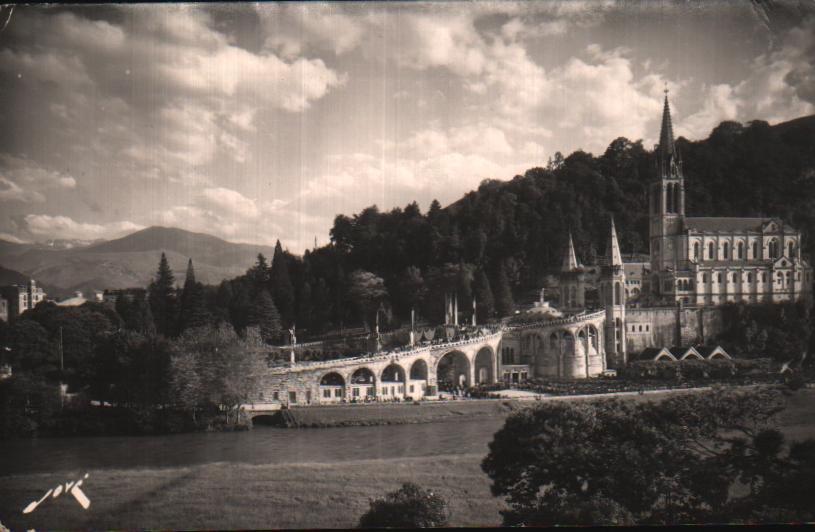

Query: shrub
left=358, top=482, right=449, bottom=528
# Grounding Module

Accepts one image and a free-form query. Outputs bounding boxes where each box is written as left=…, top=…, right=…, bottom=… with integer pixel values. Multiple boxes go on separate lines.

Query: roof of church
left=607, top=217, right=623, bottom=267
left=658, top=93, right=678, bottom=164
left=561, top=232, right=580, bottom=272
left=684, top=217, right=772, bottom=233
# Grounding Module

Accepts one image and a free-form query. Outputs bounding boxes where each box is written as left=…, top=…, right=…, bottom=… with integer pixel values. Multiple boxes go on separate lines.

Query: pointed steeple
left=607, top=218, right=623, bottom=267
left=657, top=87, right=681, bottom=178
left=561, top=232, right=580, bottom=272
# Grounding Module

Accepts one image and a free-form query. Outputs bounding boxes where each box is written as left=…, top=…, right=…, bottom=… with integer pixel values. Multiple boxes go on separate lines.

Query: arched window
left=786, top=272, right=792, bottom=285
left=747, top=273, right=752, bottom=283
left=702, top=273, right=707, bottom=283
left=738, top=242, right=744, bottom=260
left=752, top=241, right=758, bottom=259
left=708, top=242, right=715, bottom=260
left=769, top=239, right=779, bottom=259
left=788, top=241, right=795, bottom=257
left=614, top=282, right=622, bottom=305
left=666, top=185, right=674, bottom=214
left=570, top=286, right=576, bottom=306
left=717, top=273, right=723, bottom=283
left=673, top=183, right=680, bottom=213
left=762, top=272, right=767, bottom=283
left=549, top=333, right=558, bottom=351
left=732, top=273, right=737, bottom=283
left=693, top=242, right=700, bottom=260
left=723, top=242, right=729, bottom=260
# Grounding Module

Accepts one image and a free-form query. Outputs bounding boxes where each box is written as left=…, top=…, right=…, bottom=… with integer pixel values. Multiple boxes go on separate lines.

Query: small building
left=57, top=291, right=88, bottom=307
left=639, top=345, right=731, bottom=362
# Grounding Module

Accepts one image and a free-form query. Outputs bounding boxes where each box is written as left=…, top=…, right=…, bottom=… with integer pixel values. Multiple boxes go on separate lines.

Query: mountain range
left=0, top=226, right=275, bottom=298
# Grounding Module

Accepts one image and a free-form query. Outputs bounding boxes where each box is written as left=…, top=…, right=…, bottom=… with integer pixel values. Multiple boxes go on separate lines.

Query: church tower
left=649, top=89, right=685, bottom=280
left=559, top=232, right=585, bottom=312
left=602, top=218, right=627, bottom=367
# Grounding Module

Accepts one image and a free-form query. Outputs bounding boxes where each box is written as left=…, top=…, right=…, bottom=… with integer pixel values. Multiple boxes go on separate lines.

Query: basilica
left=499, top=93, right=812, bottom=380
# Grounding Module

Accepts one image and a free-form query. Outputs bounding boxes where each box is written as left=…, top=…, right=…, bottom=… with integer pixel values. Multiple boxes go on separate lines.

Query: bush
left=358, top=482, right=449, bottom=528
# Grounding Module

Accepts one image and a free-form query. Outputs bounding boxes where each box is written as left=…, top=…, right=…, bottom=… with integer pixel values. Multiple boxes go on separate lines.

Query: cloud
left=0, top=155, right=77, bottom=203
left=198, top=187, right=259, bottom=219
left=677, top=17, right=815, bottom=139
left=259, top=3, right=366, bottom=58
left=2, top=7, right=345, bottom=181
left=24, top=214, right=143, bottom=240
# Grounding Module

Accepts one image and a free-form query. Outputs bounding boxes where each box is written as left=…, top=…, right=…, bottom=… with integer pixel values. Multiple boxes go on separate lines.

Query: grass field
left=2, top=387, right=814, bottom=530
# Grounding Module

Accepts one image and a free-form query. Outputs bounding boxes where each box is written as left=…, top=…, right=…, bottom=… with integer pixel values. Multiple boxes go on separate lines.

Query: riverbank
left=274, top=385, right=728, bottom=428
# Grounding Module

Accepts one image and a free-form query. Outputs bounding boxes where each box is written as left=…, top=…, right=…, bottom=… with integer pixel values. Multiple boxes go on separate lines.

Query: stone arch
left=577, top=328, right=588, bottom=355
left=319, top=372, right=346, bottom=402
left=588, top=325, right=599, bottom=352
left=380, top=363, right=406, bottom=399
left=474, top=346, right=495, bottom=384
left=381, top=363, right=406, bottom=383
left=436, top=351, right=471, bottom=391
left=409, top=359, right=428, bottom=381
left=320, top=372, right=345, bottom=386
left=350, top=367, right=377, bottom=399
left=562, top=330, right=575, bottom=356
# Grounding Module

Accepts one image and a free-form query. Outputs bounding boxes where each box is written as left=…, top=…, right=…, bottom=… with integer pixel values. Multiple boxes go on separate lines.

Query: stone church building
left=499, top=93, right=812, bottom=380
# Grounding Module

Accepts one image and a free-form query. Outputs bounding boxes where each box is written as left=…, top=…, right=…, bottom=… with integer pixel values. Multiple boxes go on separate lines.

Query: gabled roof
left=639, top=347, right=676, bottom=361
left=684, top=217, right=770, bottom=233
left=696, top=345, right=731, bottom=360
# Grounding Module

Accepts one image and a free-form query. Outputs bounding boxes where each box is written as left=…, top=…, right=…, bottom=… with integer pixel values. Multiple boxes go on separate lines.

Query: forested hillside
left=265, top=116, right=815, bottom=334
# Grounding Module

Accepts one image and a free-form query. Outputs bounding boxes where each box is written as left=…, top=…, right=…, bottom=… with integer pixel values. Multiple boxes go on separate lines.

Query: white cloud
left=24, top=214, right=143, bottom=240
left=198, top=187, right=259, bottom=219
left=259, top=3, right=366, bottom=58
left=677, top=18, right=815, bottom=139
left=0, top=155, right=77, bottom=203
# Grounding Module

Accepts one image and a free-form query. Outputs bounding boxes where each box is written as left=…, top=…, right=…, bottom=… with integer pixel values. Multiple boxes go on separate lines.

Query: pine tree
left=247, top=253, right=271, bottom=292
left=473, top=268, right=495, bottom=322
left=493, top=262, right=514, bottom=318
left=248, top=289, right=281, bottom=344
left=270, top=240, right=295, bottom=325
left=177, top=259, right=212, bottom=333
left=148, top=252, right=177, bottom=337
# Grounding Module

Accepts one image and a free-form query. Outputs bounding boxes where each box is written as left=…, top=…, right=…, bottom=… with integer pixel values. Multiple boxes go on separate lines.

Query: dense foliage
left=358, top=482, right=450, bottom=528
left=481, top=387, right=815, bottom=525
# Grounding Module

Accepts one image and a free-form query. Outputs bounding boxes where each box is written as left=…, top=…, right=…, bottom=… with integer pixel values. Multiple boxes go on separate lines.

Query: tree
left=358, top=483, right=449, bottom=528
left=347, top=270, right=388, bottom=329
left=177, top=259, right=212, bottom=333
left=247, top=253, right=271, bottom=291
left=482, top=387, right=795, bottom=525
left=248, top=289, right=282, bottom=343
left=473, top=268, right=495, bottom=322
left=115, top=290, right=156, bottom=335
left=148, top=253, right=177, bottom=337
left=270, top=241, right=295, bottom=325
left=169, top=323, right=268, bottom=426
left=493, top=262, right=514, bottom=318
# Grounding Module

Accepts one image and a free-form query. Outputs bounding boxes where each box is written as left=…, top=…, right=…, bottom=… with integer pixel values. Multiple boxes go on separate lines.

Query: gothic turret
left=561, top=232, right=580, bottom=272
left=559, top=232, right=585, bottom=312
left=602, top=217, right=626, bottom=367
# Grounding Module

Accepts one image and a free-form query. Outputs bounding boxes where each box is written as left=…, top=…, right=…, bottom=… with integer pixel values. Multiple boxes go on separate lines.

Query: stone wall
left=626, top=306, right=725, bottom=354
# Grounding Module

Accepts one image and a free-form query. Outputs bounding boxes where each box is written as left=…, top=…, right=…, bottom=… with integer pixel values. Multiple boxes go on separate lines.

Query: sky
left=0, top=1, right=814, bottom=253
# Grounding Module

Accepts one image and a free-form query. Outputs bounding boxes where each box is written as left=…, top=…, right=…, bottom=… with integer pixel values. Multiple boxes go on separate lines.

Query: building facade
left=0, top=280, right=46, bottom=321
left=648, top=93, right=812, bottom=306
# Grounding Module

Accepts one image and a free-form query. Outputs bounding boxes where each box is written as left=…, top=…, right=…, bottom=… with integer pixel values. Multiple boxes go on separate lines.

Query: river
left=0, top=416, right=508, bottom=476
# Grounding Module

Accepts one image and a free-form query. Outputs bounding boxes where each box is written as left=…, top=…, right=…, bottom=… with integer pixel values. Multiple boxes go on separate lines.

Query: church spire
left=657, top=87, right=681, bottom=178
left=607, top=217, right=623, bottom=267
left=561, top=232, right=580, bottom=272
